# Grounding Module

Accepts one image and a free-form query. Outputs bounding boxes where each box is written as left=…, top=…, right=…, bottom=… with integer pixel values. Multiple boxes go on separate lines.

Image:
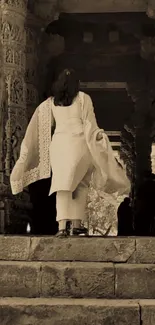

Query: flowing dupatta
left=86, top=124, right=130, bottom=195
left=10, top=98, right=54, bottom=195
left=80, top=92, right=131, bottom=195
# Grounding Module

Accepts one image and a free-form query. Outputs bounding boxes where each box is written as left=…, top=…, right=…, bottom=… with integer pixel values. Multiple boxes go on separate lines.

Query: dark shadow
left=117, top=197, right=133, bottom=236
left=134, top=172, right=155, bottom=236
left=28, top=176, right=58, bottom=235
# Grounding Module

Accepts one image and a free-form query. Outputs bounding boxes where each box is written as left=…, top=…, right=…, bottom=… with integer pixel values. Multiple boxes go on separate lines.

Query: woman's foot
left=56, top=220, right=71, bottom=237
left=56, top=229, right=68, bottom=237
left=71, top=226, right=88, bottom=236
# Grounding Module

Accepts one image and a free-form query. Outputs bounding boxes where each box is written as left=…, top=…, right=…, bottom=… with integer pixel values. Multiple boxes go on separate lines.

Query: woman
left=10, top=68, right=130, bottom=236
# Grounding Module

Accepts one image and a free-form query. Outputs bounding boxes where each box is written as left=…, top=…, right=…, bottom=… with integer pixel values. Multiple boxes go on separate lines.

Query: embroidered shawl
left=10, top=98, right=54, bottom=195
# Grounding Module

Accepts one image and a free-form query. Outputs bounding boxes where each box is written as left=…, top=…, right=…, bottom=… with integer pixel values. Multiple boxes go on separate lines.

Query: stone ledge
left=41, top=262, right=114, bottom=298
left=0, top=261, right=114, bottom=298
left=29, top=236, right=137, bottom=262
left=115, top=264, right=155, bottom=299
left=0, top=236, right=31, bottom=261
left=0, top=261, right=41, bottom=298
left=129, top=238, right=155, bottom=264
left=0, top=298, right=140, bottom=325
left=141, top=300, right=155, bottom=325
left=1, top=261, right=155, bottom=299
left=0, top=236, right=155, bottom=264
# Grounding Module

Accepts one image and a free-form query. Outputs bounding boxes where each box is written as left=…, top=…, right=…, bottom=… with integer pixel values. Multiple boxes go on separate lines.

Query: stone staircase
left=0, top=236, right=155, bottom=324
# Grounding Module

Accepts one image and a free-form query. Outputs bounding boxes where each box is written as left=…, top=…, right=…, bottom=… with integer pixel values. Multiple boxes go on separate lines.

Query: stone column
left=0, top=0, right=32, bottom=233
left=121, top=77, right=155, bottom=235
left=1, top=0, right=28, bottom=173
left=0, top=26, right=9, bottom=233
left=127, top=81, right=153, bottom=187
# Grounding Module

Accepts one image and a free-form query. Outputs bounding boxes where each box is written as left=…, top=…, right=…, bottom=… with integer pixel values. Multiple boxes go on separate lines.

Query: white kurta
left=49, top=94, right=93, bottom=195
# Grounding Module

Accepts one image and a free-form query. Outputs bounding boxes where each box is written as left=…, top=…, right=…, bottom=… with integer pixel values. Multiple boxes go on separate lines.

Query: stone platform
left=1, top=236, right=155, bottom=325
left=0, top=236, right=155, bottom=263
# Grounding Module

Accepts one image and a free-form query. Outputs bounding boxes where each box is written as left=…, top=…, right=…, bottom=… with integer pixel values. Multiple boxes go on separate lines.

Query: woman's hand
left=96, top=131, right=103, bottom=141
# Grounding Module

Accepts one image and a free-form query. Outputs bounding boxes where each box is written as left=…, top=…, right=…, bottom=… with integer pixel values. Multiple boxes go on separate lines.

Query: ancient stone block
left=41, top=262, right=114, bottom=298
left=0, top=298, right=140, bottom=325
left=30, top=237, right=136, bottom=262
left=115, top=264, right=155, bottom=299
left=129, top=238, right=155, bottom=264
left=0, top=261, right=41, bottom=297
left=140, top=300, right=155, bottom=325
left=0, top=236, right=30, bottom=260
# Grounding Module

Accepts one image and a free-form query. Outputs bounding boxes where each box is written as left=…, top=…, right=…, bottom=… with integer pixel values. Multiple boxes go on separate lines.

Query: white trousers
left=56, top=166, right=93, bottom=222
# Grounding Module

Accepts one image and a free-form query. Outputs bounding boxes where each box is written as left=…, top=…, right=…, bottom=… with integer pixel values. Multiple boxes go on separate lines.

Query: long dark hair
left=52, top=68, right=80, bottom=106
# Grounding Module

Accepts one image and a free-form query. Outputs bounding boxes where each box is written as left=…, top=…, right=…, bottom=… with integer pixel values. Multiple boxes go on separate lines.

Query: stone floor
left=1, top=236, right=155, bottom=324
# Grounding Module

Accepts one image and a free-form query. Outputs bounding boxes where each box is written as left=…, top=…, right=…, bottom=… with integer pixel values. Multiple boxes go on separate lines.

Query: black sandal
left=56, top=229, right=68, bottom=237
left=71, top=226, right=88, bottom=236
left=56, top=221, right=71, bottom=237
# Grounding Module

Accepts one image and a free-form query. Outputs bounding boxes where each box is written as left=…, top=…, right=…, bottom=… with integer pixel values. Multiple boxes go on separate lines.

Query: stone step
left=0, top=298, right=146, bottom=325
left=1, top=236, right=155, bottom=263
left=1, top=298, right=155, bottom=325
left=1, top=261, right=155, bottom=299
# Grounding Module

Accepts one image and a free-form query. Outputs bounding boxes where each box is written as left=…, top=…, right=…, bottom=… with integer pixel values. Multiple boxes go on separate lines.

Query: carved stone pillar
left=122, top=79, right=155, bottom=235
left=0, top=31, right=9, bottom=233
left=0, top=0, right=32, bottom=233
left=127, top=81, right=153, bottom=184
left=1, top=0, right=28, bottom=174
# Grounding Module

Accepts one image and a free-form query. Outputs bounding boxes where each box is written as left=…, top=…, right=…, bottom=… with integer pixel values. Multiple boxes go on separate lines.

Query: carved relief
left=2, top=21, right=26, bottom=45
left=11, top=125, right=22, bottom=167
left=1, top=0, right=28, bottom=12
left=5, top=48, right=13, bottom=64
left=24, top=21, right=41, bottom=114
left=4, top=118, right=12, bottom=175
left=14, top=51, right=20, bottom=65
left=21, top=53, right=25, bottom=67
left=0, top=74, right=8, bottom=174
left=10, top=77, right=24, bottom=105
left=4, top=48, right=24, bottom=67
left=2, top=22, right=11, bottom=40
left=0, top=0, right=30, bottom=233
